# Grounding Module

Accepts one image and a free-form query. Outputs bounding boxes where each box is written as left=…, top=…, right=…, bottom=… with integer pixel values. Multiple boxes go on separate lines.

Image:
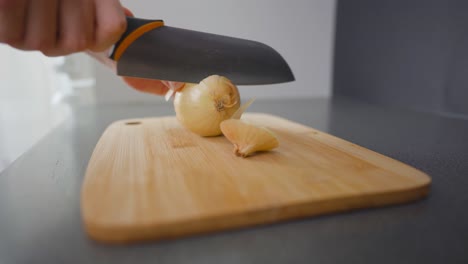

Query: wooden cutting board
left=81, top=113, right=431, bottom=244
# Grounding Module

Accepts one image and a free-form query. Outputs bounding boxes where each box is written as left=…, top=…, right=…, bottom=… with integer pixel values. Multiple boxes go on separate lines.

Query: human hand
left=0, top=0, right=127, bottom=56
left=122, top=77, right=185, bottom=96
left=0, top=0, right=183, bottom=96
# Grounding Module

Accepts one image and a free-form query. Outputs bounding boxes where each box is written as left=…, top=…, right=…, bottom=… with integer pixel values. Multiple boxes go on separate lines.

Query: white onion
left=174, top=75, right=241, bottom=136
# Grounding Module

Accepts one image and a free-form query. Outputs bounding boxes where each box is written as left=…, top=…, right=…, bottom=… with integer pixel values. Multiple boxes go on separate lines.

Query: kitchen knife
left=106, top=17, right=295, bottom=85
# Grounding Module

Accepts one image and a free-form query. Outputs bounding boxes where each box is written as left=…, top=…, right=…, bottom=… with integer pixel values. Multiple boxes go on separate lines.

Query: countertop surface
left=1, top=96, right=467, bottom=264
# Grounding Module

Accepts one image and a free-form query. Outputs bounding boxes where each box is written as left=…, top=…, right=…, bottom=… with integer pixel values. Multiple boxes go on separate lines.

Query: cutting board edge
left=82, top=182, right=429, bottom=244
left=81, top=113, right=432, bottom=244
left=311, top=128, right=432, bottom=187
left=249, top=113, right=431, bottom=187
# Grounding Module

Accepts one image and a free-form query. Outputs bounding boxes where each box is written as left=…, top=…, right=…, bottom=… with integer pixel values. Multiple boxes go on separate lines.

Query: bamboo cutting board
left=81, top=113, right=431, bottom=243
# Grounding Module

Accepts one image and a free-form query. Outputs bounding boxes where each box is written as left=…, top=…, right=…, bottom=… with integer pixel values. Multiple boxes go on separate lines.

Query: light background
left=95, top=0, right=336, bottom=103
left=0, top=0, right=336, bottom=172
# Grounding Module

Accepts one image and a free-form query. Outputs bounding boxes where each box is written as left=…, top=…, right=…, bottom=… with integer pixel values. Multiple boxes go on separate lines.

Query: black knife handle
left=109, top=17, right=164, bottom=61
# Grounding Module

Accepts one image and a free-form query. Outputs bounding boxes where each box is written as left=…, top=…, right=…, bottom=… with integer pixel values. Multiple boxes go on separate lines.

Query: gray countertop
left=1, top=96, right=467, bottom=264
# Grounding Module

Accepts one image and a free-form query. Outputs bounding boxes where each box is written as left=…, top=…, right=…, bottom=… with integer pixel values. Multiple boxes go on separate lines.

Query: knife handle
left=85, top=17, right=182, bottom=93
left=109, top=17, right=165, bottom=61
left=86, top=17, right=164, bottom=73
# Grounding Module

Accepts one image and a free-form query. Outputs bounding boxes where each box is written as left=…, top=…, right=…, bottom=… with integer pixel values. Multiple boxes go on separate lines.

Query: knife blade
left=109, top=17, right=295, bottom=85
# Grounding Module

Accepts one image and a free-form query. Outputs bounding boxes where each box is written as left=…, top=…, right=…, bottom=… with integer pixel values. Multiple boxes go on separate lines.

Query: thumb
left=123, top=7, right=134, bottom=17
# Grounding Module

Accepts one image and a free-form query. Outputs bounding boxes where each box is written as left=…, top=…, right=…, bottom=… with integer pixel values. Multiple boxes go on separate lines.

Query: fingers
left=122, top=77, right=170, bottom=96
left=91, top=0, right=126, bottom=51
left=9, top=0, right=95, bottom=56
left=123, top=7, right=133, bottom=17
left=0, top=0, right=27, bottom=44
left=47, top=0, right=95, bottom=56
left=1, top=0, right=126, bottom=55
left=14, top=0, right=58, bottom=52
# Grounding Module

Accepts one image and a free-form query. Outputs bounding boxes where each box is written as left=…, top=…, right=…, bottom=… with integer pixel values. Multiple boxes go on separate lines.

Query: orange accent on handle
left=113, top=21, right=165, bottom=61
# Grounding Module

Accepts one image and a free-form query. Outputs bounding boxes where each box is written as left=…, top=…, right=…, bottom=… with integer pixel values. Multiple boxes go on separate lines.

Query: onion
left=220, top=119, right=279, bottom=157
left=174, top=75, right=241, bottom=136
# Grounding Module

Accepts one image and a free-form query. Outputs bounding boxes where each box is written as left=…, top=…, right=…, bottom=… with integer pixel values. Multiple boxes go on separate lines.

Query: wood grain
left=81, top=113, right=431, bottom=243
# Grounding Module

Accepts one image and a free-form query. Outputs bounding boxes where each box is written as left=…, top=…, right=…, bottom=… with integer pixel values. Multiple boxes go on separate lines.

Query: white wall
left=95, top=0, right=336, bottom=103
left=0, top=46, right=71, bottom=172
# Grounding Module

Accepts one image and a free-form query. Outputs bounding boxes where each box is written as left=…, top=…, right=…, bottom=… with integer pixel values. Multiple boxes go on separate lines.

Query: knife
left=92, top=17, right=295, bottom=85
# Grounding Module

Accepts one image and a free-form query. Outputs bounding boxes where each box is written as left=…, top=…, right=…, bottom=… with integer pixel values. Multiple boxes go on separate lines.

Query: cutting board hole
left=125, top=121, right=141, bottom=125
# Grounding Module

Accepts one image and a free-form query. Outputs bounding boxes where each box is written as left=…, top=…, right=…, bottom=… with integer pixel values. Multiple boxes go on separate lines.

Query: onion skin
left=220, top=119, right=279, bottom=157
left=174, top=75, right=241, bottom=137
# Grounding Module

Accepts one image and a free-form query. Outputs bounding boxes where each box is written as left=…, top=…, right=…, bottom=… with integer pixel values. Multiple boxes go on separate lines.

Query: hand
left=0, top=0, right=127, bottom=56
left=0, top=0, right=183, bottom=96
left=122, top=77, right=185, bottom=96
